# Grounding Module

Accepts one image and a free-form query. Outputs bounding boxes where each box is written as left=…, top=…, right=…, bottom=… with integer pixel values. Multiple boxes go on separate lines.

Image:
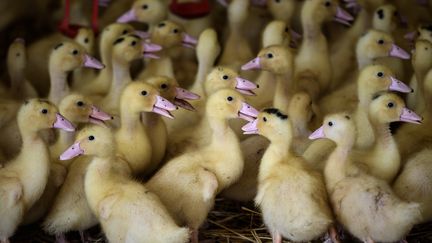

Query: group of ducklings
left=0, top=0, right=431, bottom=242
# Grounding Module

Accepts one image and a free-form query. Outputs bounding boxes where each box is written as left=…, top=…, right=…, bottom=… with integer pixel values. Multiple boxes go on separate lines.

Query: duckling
left=147, top=89, right=258, bottom=242
left=393, top=148, right=432, bottom=223
left=22, top=94, right=112, bottom=225
left=189, top=28, right=221, bottom=98
left=166, top=66, right=257, bottom=135
left=166, top=67, right=257, bottom=155
left=294, top=0, right=353, bottom=99
left=267, top=0, right=296, bottom=30
left=219, top=0, right=254, bottom=72
left=242, top=45, right=294, bottom=113
left=0, top=99, right=74, bottom=243
left=97, top=34, right=161, bottom=116
left=1, top=38, right=38, bottom=100
left=144, top=76, right=199, bottom=168
left=72, top=28, right=97, bottom=87
left=407, top=40, right=432, bottom=113
left=138, top=20, right=197, bottom=80
left=404, top=24, right=432, bottom=44
left=48, top=41, right=104, bottom=105
left=116, top=81, right=176, bottom=175
left=116, top=0, right=167, bottom=32
left=352, top=93, right=422, bottom=183
left=309, top=113, right=421, bottom=243
left=241, top=108, right=336, bottom=243
left=59, top=125, right=189, bottom=243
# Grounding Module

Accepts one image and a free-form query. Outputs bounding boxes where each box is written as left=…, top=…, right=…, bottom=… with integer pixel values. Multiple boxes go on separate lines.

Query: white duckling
left=59, top=125, right=190, bottom=243
left=241, top=108, right=337, bottom=243
left=309, top=113, right=421, bottom=243
left=0, top=99, right=74, bottom=243
left=146, top=89, right=258, bottom=242
left=48, top=41, right=104, bottom=105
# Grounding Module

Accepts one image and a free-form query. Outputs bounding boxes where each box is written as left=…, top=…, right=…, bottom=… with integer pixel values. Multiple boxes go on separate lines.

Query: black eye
left=88, top=135, right=95, bottom=141
left=378, top=39, right=384, bottom=45
left=84, top=38, right=89, bottom=43
left=387, top=102, right=394, bottom=108
left=141, top=90, right=148, bottom=96
left=131, top=41, right=137, bottom=46
left=161, top=83, right=168, bottom=89
left=394, top=11, right=398, bottom=17
left=158, top=22, right=165, bottom=28
left=222, top=75, right=229, bottom=80
left=16, top=52, right=20, bottom=57
left=324, top=1, right=331, bottom=7
left=41, top=109, right=48, bottom=114
left=72, top=50, right=79, bottom=55
left=328, top=121, right=333, bottom=126
left=227, top=96, right=233, bottom=101
left=285, top=27, right=289, bottom=33
left=377, top=72, right=384, bottom=77
left=274, top=0, right=280, bottom=2
left=173, top=29, right=179, bottom=34
left=142, top=4, right=148, bottom=9
left=267, top=53, right=273, bottom=58
left=77, top=101, right=84, bottom=107
left=263, top=117, right=267, bottom=122
left=345, top=115, right=350, bottom=120
left=122, top=29, right=128, bottom=35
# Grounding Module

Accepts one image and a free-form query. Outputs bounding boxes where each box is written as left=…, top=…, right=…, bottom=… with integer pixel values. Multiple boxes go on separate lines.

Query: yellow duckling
left=310, top=113, right=421, bottom=243
left=0, top=99, right=74, bottom=243
left=59, top=125, right=189, bottom=243
left=147, top=89, right=258, bottom=242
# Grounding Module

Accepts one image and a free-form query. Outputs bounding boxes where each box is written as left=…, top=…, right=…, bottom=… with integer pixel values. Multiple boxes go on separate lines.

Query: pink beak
left=400, top=108, right=422, bottom=124
left=242, top=119, right=259, bottom=134
left=60, top=141, right=84, bottom=160
left=334, top=6, right=354, bottom=26
left=142, top=42, right=162, bottom=59
left=173, top=87, right=201, bottom=111
left=235, top=77, right=258, bottom=96
left=241, top=57, right=261, bottom=70
left=309, top=126, right=325, bottom=140
left=238, top=102, right=259, bottom=122
left=117, top=9, right=136, bottom=23
left=89, top=105, right=113, bottom=126
left=83, top=54, right=105, bottom=69
left=182, top=34, right=198, bottom=49
left=389, top=77, right=413, bottom=93
left=53, top=113, right=75, bottom=132
left=389, top=44, right=410, bottom=59
left=152, top=95, right=177, bottom=119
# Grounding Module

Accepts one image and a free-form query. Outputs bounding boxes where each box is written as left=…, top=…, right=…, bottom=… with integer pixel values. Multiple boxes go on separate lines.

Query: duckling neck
left=273, top=72, right=292, bottom=114
left=414, top=71, right=426, bottom=113
left=146, top=55, right=174, bottom=78
left=48, top=69, right=69, bottom=105
left=292, top=119, right=310, bottom=138
left=107, top=58, right=132, bottom=104
left=325, top=142, right=353, bottom=190
left=120, top=107, right=142, bottom=132
left=192, top=53, right=215, bottom=96
left=259, top=136, right=292, bottom=179
left=85, top=156, right=118, bottom=204
left=357, top=86, right=374, bottom=109
left=140, top=112, right=162, bottom=128
left=207, top=116, right=237, bottom=147
left=9, top=65, right=24, bottom=94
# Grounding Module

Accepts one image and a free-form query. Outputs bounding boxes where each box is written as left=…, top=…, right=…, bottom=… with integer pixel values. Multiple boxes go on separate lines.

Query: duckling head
left=267, top=0, right=296, bottom=24
left=121, top=81, right=177, bottom=119
left=358, top=65, right=413, bottom=97
left=412, top=40, right=432, bottom=76
left=205, top=67, right=258, bottom=96
left=102, top=23, right=135, bottom=39
left=74, top=28, right=95, bottom=55
left=369, top=92, right=422, bottom=124
left=206, top=89, right=258, bottom=122
left=117, top=0, right=167, bottom=26
left=242, top=45, right=293, bottom=75
left=262, top=20, right=294, bottom=47
left=18, top=99, right=75, bottom=133
left=50, top=41, right=105, bottom=73
left=356, top=30, right=410, bottom=60
left=7, top=38, right=26, bottom=76
left=112, top=34, right=161, bottom=62
left=309, top=113, right=356, bottom=147
left=372, top=4, right=398, bottom=32
left=242, top=107, right=292, bottom=141
left=146, top=76, right=200, bottom=111
left=59, top=94, right=113, bottom=126
left=301, top=0, right=354, bottom=26
left=60, top=125, right=115, bottom=160
left=151, top=20, right=197, bottom=49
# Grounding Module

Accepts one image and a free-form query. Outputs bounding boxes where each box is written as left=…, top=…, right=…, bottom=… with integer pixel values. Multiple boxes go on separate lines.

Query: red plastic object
left=169, top=0, right=211, bottom=19
left=58, top=0, right=100, bottom=38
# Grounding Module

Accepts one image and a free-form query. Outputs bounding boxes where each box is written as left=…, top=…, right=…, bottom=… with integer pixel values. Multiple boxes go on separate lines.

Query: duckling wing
left=98, top=193, right=120, bottom=220
left=0, top=175, right=22, bottom=207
